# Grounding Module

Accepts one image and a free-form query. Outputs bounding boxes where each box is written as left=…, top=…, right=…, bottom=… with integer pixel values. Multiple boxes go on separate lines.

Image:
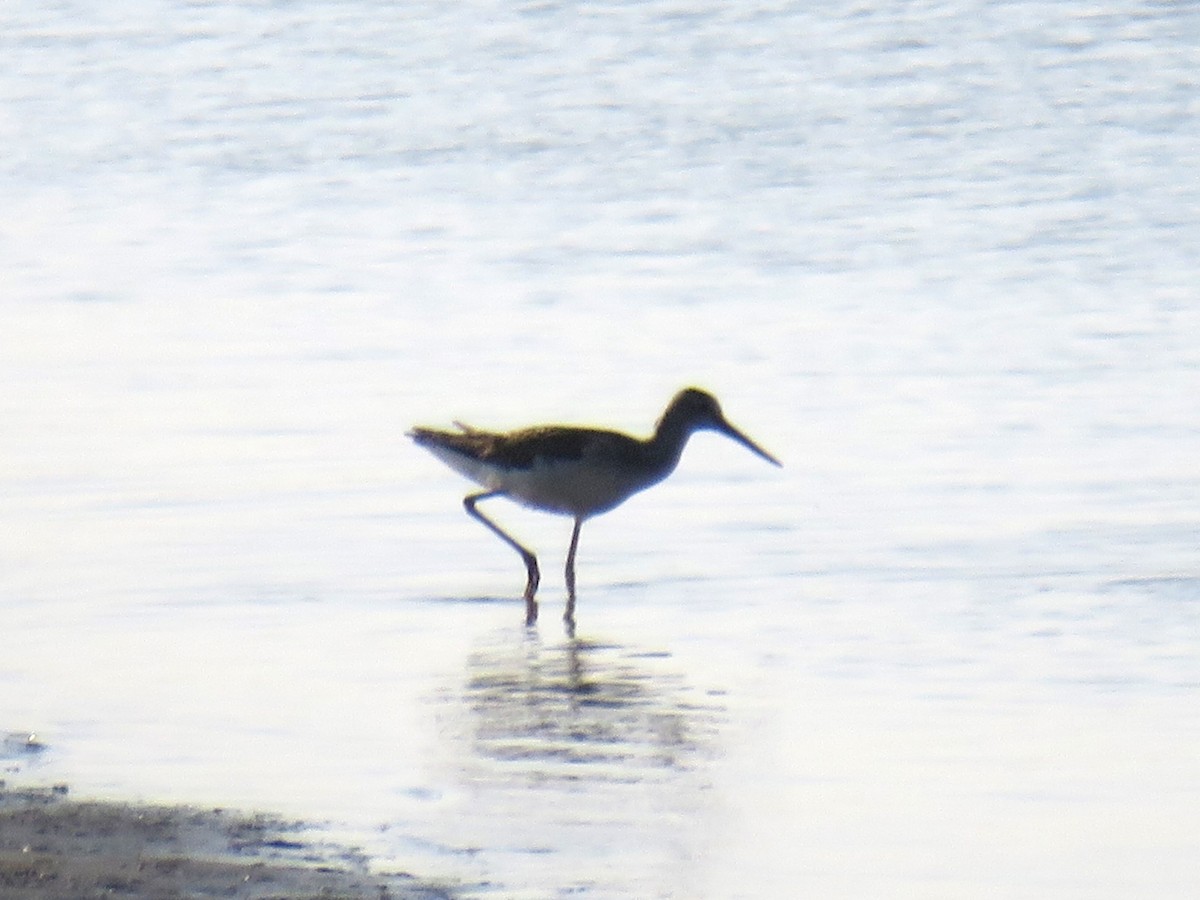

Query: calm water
left=3, top=1, right=1199, bottom=897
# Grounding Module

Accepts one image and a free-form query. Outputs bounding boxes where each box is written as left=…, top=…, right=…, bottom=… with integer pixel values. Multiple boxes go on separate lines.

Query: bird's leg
left=463, top=491, right=540, bottom=625
left=563, top=516, right=583, bottom=633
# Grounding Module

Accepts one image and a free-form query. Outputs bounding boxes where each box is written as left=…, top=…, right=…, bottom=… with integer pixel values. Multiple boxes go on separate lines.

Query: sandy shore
left=0, top=782, right=452, bottom=899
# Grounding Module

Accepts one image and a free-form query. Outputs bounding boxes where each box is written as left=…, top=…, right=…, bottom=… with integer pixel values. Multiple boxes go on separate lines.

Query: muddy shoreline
left=0, top=782, right=453, bottom=899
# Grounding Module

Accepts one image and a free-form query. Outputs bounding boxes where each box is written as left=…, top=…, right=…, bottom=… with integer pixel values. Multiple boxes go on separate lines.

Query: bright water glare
left=3, top=1, right=1199, bottom=897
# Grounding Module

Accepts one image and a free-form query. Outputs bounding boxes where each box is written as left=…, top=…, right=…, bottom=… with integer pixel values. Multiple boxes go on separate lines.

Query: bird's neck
left=644, top=407, right=696, bottom=473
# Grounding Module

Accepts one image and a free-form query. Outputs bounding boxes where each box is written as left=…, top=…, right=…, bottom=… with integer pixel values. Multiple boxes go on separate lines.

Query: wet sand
left=0, top=783, right=452, bottom=899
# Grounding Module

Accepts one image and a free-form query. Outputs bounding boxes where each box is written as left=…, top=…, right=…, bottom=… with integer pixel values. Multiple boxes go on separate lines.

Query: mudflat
left=0, top=783, right=451, bottom=899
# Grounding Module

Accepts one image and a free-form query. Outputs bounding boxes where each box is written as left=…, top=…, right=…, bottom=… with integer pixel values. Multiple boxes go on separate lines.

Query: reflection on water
left=463, top=635, right=722, bottom=780
left=431, top=631, right=725, bottom=896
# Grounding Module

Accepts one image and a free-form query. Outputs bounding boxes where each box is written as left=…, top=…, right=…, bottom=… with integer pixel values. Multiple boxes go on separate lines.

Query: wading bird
left=409, top=387, right=781, bottom=630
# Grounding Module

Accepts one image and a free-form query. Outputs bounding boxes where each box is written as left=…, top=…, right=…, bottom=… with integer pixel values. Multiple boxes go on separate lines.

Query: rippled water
left=3, top=1, right=1199, bottom=897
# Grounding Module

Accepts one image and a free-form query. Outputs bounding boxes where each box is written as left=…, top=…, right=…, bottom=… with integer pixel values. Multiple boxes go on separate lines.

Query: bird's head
left=664, top=387, right=781, bottom=467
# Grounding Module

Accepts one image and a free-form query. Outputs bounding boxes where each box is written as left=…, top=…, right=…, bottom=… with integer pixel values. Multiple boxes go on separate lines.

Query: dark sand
left=0, top=783, right=453, bottom=899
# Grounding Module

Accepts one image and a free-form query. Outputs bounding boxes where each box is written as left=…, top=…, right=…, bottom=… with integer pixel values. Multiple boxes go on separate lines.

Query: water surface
left=3, top=1, right=1198, bottom=897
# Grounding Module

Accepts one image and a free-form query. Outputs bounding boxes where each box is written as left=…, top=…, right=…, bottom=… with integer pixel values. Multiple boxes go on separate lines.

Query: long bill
left=716, top=418, right=782, bottom=467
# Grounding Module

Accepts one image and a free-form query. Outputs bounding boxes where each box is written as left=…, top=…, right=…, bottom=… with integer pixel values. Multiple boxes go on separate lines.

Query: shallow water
left=3, top=1, right=1199, bottom=897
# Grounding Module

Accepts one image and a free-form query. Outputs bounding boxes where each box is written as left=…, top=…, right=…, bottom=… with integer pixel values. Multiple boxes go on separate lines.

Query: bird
left=409, top=387, right=781, bottom=630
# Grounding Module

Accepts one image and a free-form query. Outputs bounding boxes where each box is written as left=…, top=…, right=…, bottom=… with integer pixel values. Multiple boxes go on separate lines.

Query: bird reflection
left=457, top=633, right=723, bottom=782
